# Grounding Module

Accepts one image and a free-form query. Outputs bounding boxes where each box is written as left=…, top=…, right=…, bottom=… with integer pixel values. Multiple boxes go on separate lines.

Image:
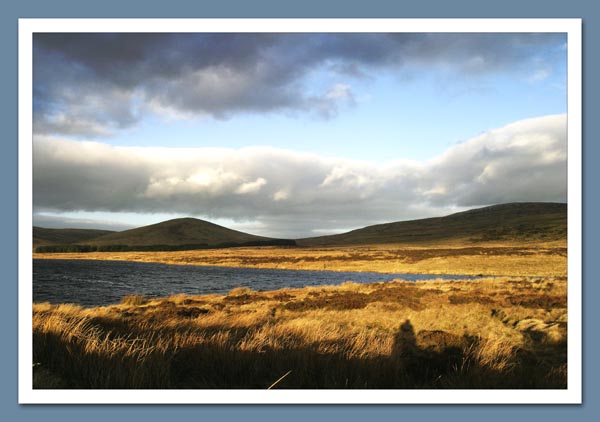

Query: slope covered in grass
left=83, top=217, right=275, bottom=247
left=33, top=202, right=566, bottom=252
left=33, top=227, right=115, bottom=248
left=298, top=202, right=567, bottom=246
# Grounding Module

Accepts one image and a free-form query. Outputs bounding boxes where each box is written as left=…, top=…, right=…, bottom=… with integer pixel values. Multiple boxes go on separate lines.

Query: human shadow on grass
left=33, top=318, right=567, bottom=389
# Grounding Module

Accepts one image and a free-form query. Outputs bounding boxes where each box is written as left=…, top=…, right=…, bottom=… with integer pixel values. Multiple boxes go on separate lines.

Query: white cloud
left=273, top=189, right=290, bottom=201
left=33, top=213, right=136, bottom=231
left=236, top=177, right=267, bottom=194
left=325, top=84, right=353, bottom=100
left=529, top=69, right=551, bottom=83
left=33, top=114, right=567, bottom=237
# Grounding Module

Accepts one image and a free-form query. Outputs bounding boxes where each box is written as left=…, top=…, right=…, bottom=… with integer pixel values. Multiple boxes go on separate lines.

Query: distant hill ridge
left=33, top=202, right=567, bottom=252
left=89, top=217, right=272, bottom=247
left=34, top=217, right=296, bottom=252
left=33, top=227, right=115, bottom=248
left=297, top=202, right=567, bottom=246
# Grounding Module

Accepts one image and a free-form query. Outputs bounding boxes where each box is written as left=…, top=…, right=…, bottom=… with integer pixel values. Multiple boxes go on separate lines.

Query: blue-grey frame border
left=2, top=0, right=597, bottom=420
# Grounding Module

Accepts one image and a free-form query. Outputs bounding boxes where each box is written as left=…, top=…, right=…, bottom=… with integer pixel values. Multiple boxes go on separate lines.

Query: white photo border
left=18, top=18, right=582, bottom=404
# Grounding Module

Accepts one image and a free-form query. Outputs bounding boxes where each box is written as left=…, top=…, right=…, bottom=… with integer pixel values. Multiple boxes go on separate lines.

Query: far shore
left=33, top=241, right=567, bottom=277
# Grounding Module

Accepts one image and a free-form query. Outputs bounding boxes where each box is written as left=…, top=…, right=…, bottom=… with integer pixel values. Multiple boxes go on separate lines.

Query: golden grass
left=33, top=276, right=567, bottom=389
left=120, top=294, right=147, bottom=306
left=32, top=240, right=567, bottom=277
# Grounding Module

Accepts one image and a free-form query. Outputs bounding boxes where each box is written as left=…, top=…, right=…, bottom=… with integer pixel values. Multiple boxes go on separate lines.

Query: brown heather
left=33, top=240, right=567, bottom=277
left=33, top=276, right=567, bottom=389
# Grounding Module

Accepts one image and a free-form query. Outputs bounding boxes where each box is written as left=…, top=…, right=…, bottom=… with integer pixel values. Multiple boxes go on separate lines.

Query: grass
left=298, top=202, right=566, bottom=246
left=31, top=208, right=569, bottom=390
left=120, top=294, right=147, bottom=306
left=33, top=227, right=114, bottom=248
left=82, top=217, right=273, bottom=247
left=33, top=241, right=567, bottom=277
left=32, top=276, right=567, bottom=389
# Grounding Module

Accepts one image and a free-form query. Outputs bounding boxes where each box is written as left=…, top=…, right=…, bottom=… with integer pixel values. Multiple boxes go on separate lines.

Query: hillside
left=33, top=203, right=567, bottom=252
left=33, top=227, right=115, bottom=248
left=87, top=217, right=275, bottom=247
left=298, top=202, right=567, bottom=246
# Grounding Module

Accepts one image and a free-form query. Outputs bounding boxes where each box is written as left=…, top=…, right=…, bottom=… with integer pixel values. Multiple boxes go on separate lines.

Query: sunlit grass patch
left=32, top=276, right=567, bottom=389
left=120, top=294, right=146, bottom=306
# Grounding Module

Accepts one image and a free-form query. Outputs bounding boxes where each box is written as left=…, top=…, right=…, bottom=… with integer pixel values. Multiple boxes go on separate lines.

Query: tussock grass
left=120, top=294, right=146, bottom=306
left=32, top=277, right=567, bottom=389
left=227, top=286, right=254, bottom=296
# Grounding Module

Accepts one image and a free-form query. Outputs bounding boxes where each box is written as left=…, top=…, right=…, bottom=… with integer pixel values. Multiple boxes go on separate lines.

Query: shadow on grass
left=33, top=318, right=566, bottom=389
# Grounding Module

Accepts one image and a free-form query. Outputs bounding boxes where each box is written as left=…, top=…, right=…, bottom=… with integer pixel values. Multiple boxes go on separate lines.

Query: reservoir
left=33, top=259, right=480, bottom=307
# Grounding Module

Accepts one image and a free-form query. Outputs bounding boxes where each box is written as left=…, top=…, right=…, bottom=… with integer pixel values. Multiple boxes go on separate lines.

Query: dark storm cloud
left=33, top=32, right=565, bottom=137
left=33, top=115, right=567, bottom=237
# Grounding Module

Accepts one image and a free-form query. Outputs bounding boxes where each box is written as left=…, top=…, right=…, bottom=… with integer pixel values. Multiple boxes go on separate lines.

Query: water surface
left=33, top=259, right=479, bottom=307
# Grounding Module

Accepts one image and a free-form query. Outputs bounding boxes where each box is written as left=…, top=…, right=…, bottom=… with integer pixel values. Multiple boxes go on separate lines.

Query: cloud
left=420, top=114, right=567, bottom=206
left=33, top=33, right=566, bottom=137
left=33, top=214, right=136, bottom=231
left=529, top=69, right=551, bottom=83
left=236, top=178, right=267, bottom=195
left=33, top=114, right=567, bottom=237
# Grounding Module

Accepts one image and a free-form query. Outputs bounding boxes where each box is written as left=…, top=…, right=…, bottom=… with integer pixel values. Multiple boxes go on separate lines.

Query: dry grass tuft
left=120, top=294, right=146, bottom=306
left=227, top=286, right=254, bottom=296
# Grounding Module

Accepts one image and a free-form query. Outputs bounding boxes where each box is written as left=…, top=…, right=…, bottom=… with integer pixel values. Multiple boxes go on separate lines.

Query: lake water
left=33, top=259, right=480, bottom=307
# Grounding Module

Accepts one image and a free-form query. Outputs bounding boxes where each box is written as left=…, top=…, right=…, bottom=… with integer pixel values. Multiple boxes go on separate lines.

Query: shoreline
left=32, top=242, right=568, bottom=277
left=33, top=255, right=491, bottom=276
left=32, top=256, right=561, bottom=281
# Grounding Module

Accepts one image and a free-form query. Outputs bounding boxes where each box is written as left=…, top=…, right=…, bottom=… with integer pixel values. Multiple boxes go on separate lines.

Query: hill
left=88, top=217, right=277, bottom=247
left=33, top=227, right=115, bottom=248
left=298, top=202, right=567, bottom=246
left=33, top=203, right=567, bottom=253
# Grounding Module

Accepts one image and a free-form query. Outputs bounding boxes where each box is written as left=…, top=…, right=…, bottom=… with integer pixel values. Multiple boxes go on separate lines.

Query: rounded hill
left=298, top=202, right=567, bottom=246
left=89, top=218, right=270, bottom=247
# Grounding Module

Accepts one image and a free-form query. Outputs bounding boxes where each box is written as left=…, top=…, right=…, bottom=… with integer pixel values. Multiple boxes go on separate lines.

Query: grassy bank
left=32, top=241, right=567, bottom=277
left=33, top=277, right=567, bottom=389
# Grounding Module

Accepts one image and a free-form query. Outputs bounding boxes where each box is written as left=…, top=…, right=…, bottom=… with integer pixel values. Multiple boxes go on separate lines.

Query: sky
left=32, top=32, right=568, bottom=238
